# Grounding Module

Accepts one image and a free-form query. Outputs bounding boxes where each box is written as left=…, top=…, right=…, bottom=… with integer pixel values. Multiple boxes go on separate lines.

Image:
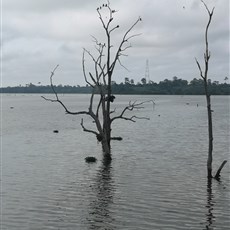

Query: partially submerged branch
left=214, top=160, right=228, bottom=180
left=111, top=136, right=123, bottom=141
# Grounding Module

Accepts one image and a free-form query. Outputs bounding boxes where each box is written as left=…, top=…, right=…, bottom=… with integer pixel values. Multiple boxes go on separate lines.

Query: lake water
left=1, top=94, right=229, bottom=230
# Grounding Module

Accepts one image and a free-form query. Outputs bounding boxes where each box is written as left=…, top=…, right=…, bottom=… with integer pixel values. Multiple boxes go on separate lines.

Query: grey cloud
left=2, top=0, right=229, bottom=87
left=3, top=0, right=94, bottom=13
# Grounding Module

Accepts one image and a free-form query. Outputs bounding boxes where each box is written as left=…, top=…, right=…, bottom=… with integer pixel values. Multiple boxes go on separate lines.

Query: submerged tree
left=42, top=3, right=152, bottom=161
left=195, top=0, right=227, bottom=180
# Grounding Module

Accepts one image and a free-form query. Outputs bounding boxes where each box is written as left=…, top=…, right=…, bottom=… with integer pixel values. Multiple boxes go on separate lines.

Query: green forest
left=1, top=77, right=229, bottom=95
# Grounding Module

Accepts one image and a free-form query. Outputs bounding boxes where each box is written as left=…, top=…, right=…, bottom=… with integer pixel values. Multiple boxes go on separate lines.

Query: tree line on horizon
left=1, top=76, right=229, bottom=95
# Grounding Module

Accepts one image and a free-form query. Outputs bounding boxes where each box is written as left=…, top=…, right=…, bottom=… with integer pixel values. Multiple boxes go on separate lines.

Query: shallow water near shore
left=1, top=94, right=230, bottom=229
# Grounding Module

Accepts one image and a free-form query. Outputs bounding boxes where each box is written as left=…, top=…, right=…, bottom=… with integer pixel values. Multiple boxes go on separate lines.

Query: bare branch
left=89, top=88, right=95, bottom=112
left=123, top=17, right=142, bottom=41
left=201, top=0, right=215, bottom=16
left=109, top=25, right=119, bottom=34
left=110, top=17, right=142, bottom=73
left=81, top=118, right=99, bottom=136
left=96, top=96, right=103, bottom=118
left=126, top=33, right=142, bottom=41
left=82, top=50, right=95, bottom=87
left=41, top=65, right=89, bottom=115
left=118, top=58, right=130, bottom=72
left=202, top=1, right=214, bottom=80
left=91, top=35, right=104, bottom=47
left=115, top=115, right=150, bottom=123
left=97, top=1, right=116, bottom=31
left=120, top=44, right=132, bottom=53
left=195, top=58, right=205, bottom=80
left=110, top=108, right=116, bottom=114
left=42, top=95, right=90, bottom=116
left=84, top=47, right=107, bottom=85
left=48, top=64, right=60, bottom=100
left=97, top=8, right=107, bottom=30
left=195, top=1, right=214, bottom=82
left=111, top=100, right=154, bottom=123
left=89, top=72, right=97, bottom=85
left=42, top=65, right=90, bottom=116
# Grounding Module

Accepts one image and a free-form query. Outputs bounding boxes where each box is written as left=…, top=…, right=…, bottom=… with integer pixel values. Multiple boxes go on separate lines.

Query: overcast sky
left=1, top=0, right=229, bottom=87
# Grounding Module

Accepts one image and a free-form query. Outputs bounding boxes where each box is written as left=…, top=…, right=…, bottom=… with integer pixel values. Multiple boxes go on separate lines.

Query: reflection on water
left=205, top=178, right=215, bottom=230
left=2, top=94, right=229, bottom=229
left=87, top=159, right=115, bottom=229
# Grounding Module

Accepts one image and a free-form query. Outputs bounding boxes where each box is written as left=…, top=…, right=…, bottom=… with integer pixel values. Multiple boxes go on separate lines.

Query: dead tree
left=42, top=2, right=153, bottom=161
left=195, top=0, right=227, bottom=180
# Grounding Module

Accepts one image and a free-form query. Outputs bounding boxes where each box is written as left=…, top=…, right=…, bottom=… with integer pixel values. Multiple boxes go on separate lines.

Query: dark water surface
left=1, top=94, right=229, bottom=229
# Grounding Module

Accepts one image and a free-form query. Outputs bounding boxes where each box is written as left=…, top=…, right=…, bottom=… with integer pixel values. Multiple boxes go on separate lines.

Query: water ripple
left=2, top=95, right=229, bottom=229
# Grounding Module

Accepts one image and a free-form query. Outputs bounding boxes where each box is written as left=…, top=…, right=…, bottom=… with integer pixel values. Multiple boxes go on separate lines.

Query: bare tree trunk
left=202, top=81, right=215, bottom=179
left=205, top=85, right=213, bottom=178
left=205, top=177, right=214, bottom=228
left=102, top=137, right=111, bottom=160
left=196, top=0, right=227, bottom=179
left=195, top=1, right=214, bottom=179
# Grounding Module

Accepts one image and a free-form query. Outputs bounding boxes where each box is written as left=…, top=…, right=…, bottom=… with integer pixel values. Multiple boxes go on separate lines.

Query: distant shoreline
left=1, top=78, right=229, bottom=95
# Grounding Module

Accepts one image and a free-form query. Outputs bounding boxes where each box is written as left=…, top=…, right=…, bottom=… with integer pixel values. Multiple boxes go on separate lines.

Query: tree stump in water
left=85, top=156, right=97, bottom=163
